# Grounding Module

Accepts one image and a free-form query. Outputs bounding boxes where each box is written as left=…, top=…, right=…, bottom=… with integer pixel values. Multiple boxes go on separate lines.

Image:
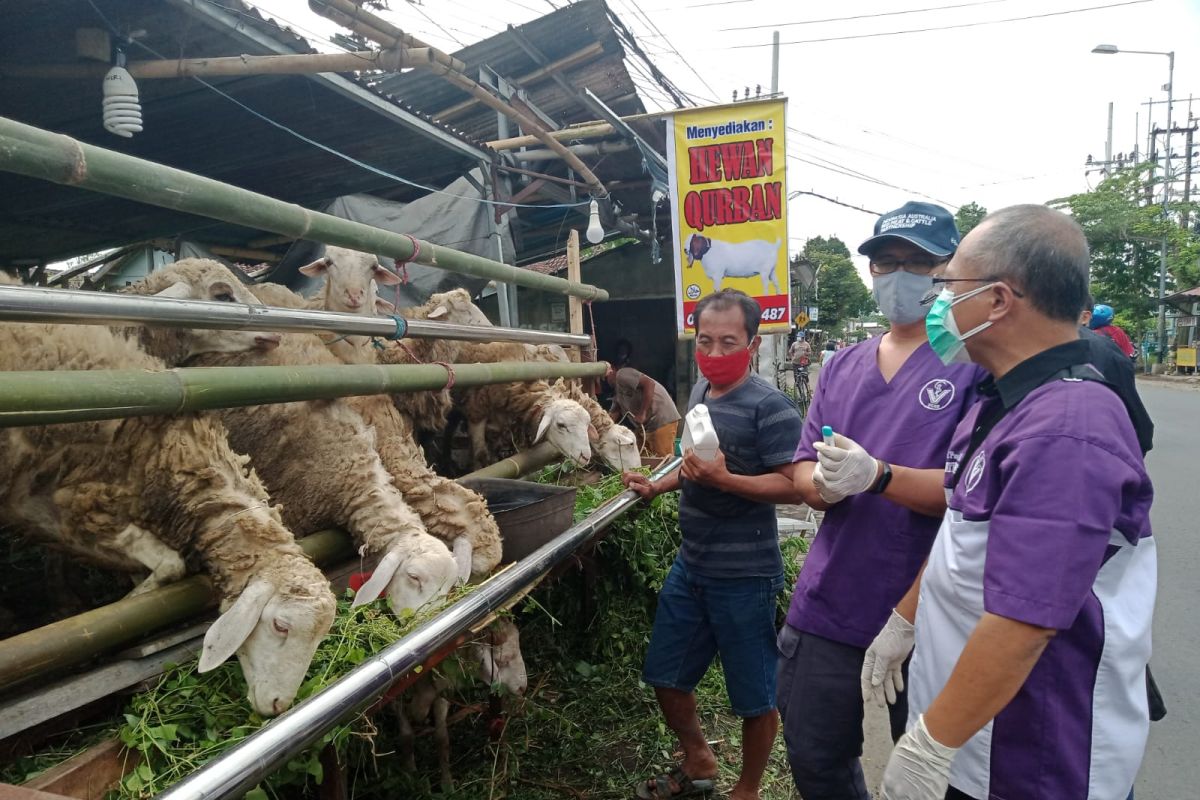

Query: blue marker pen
left=821, top=425, right=835, bottom=447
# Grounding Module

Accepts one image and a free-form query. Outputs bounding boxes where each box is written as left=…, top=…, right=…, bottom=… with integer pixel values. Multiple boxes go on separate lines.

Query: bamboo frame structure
left=0, top=116, right=609, bottom=301
left=0, top=360, right=607, bottom=427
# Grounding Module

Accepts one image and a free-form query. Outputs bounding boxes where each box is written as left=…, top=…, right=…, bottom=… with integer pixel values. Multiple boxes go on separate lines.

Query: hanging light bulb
left=586, top=198, right=604, bottom=244
left=102, top=50, right=142, bottom=138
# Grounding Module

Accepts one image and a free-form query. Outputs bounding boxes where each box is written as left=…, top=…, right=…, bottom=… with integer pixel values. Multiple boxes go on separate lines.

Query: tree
left=801, top=236, right=875, bottom=335
left=1052, top=166, right=1200, bottom=342
left=954, top=202, right=987, bottom=237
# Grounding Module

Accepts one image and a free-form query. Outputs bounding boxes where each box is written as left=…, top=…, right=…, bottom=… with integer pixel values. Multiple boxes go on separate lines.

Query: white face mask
left=872, top=270, right=936, bottom=325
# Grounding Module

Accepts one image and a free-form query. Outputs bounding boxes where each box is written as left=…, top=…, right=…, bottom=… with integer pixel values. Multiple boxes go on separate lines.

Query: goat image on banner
left=666, top=98, right=790, bottom=335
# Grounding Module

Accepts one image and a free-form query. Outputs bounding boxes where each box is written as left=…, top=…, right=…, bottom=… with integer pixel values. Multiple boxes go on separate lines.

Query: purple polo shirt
left=786, top=338, right=983, bottom=647
left=909, top=344, right=1156, bottom=800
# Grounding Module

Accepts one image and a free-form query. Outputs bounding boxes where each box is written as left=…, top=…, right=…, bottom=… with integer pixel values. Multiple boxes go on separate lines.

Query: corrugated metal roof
left=0, top=0, right=492, bottom=264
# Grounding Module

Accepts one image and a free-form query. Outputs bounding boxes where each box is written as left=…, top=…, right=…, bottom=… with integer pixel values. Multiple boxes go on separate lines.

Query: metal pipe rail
left=0, top=360, right=607, bottom=427
left=153, top=457, right=681, bottom=800
left=0, top=284, right=592, bottom=348
left=0, top=116, right=609, bottom=302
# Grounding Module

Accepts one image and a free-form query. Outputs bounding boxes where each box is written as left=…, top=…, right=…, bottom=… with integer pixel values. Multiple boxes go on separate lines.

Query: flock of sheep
left=0, top=246, right=639, bottom=758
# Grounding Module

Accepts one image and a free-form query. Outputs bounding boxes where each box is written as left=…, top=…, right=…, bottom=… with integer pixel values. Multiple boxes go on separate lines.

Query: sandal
left=634, top=766, right=716, bottom=799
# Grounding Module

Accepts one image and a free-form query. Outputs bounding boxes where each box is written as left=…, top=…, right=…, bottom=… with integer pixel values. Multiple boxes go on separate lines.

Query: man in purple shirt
left=876, top=205, right=1155, bottom=800
left=778, top=202, right=983, bottom=799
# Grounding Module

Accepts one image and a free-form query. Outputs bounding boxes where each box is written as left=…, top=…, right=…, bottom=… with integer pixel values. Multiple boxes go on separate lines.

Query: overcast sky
left=254, top=0, right=1200, bottom=278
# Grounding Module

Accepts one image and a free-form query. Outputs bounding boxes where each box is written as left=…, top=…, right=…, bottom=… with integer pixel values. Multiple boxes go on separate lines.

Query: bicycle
left=776, top=359, right=812, bottom=418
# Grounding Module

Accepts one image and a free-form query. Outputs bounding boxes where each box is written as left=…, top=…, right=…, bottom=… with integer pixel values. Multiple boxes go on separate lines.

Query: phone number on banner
left=682, top=295, right=790, bottom=331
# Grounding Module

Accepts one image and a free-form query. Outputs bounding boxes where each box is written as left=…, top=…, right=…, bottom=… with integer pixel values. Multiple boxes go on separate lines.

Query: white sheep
left=248, top=278, right=504, bottom=583
left=552, top=376, right=642, bottom=472
left=126, top=260, right=459, bottom=614
left=396, top=618, right=527, bottom=790
left=454, top=340, right=596, bottom=468
left=0, top=275, right=336, bottom=716
left=685, top=234, right=783, bottom=294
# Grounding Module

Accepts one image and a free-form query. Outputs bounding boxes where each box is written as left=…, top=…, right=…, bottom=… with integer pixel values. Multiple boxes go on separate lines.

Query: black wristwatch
left=869, top=461, right=893, bottom=494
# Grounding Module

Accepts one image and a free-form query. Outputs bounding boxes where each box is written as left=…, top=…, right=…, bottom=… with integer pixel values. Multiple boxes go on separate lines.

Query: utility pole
left=756, top=31, right=783, bottom=385
left=1106, top=101, right=1114, bottom=166
left=1157, top=51, right=1174, bottom=367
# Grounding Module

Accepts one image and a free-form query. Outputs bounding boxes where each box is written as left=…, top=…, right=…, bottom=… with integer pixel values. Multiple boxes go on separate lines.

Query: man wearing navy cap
left=777, top=202, right=984, bottom=799
left=879, top=205, right=1155, bottom=799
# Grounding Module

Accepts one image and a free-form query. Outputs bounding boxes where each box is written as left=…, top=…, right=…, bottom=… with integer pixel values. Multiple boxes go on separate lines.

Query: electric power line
left=790, top=191, right=881, bottom=216
left=728, top=0, right=1153, bottom=48
left=722, top=0, right=1012, bottom=33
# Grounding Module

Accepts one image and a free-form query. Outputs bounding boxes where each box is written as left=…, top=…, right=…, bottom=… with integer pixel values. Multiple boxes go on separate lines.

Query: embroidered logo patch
left=919, top=378, right=956, bottom=411
left=964, top=451, right=986, bottom=493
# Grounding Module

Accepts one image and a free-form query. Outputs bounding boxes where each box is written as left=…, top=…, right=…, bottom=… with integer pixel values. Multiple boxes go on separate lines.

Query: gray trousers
left=776, top=624, right=908, bottom=800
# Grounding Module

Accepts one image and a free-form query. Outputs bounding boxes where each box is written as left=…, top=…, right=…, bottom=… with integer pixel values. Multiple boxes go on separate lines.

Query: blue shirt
left=678, top=374, right=803, bottom=578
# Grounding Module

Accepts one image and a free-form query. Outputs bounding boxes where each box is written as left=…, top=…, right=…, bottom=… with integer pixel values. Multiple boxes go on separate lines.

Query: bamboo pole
left=0, top=360, right=608, bottom=427
left=459, top=441, right=561, bottom=480
left=308, top=0, right=466, bottom=73
left=0, top=116, right=609, bottom=301
left=0, top=530, right=354, bottom=693
left=566, top=229, right=583, bottom=337
left=0, top=48, right=436, bottom=80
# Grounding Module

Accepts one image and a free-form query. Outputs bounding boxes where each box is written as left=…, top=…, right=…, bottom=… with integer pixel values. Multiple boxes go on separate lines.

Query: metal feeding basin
left=459, top=478, right=578, bottom=563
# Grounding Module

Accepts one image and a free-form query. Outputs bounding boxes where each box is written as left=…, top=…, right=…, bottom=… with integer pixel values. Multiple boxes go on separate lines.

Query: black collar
left=977, top=339, right=1092, bottom=410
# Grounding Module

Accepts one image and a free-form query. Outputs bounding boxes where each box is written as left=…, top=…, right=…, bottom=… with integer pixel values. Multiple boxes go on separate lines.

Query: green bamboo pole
left=0, top=116, right=609, bottom=302
left=0, top=360, right=607, bottom=427
left=0, top=529, right=355, bottom=693
left=460, top=441, right=562, bottom=480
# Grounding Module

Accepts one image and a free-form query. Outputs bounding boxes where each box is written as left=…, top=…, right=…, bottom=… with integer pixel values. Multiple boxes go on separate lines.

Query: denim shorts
left=642, top=556, right=786, bottom=717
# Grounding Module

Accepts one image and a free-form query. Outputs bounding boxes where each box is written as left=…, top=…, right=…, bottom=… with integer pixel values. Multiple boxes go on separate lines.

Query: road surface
left=1135, top=381, right=1200, bottom=799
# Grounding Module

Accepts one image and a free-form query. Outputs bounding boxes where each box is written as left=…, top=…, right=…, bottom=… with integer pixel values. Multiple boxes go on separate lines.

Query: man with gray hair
left=873, top=205, right=1156, bottom=800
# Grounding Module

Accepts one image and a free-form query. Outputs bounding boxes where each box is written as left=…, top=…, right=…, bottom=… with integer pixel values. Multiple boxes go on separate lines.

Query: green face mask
left=925, top=284, right=995, bottom=365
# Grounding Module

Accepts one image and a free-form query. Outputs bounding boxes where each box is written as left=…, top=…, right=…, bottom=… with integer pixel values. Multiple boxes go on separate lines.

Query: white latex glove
left=811, top=461, right=847, bottom=504
left=862, top=609, right=916, bottom=707
left=814, top=433, right=880, bottom=498
left=882, top=715, right=959, bottom=800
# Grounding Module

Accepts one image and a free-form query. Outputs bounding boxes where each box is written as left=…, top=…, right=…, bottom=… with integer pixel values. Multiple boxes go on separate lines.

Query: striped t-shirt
left=678, top=375, right=803, bottom=578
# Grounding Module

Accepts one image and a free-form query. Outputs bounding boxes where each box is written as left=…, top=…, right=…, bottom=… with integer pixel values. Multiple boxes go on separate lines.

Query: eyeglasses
left=919, top=277, right=1026, bottom=306
left=868, top=256, right=949, bottom=276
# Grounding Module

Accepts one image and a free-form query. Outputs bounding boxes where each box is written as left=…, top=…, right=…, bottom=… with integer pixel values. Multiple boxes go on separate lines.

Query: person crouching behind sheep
left=605, top=365, right=681, bottom=458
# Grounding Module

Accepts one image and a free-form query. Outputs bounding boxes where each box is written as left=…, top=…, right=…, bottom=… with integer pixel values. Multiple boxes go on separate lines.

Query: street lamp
left=1092, top=43, right=1175, bottom=369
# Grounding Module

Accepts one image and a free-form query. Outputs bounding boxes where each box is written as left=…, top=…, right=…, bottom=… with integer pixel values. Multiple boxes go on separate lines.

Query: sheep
left=0, top=276, right=336, bottom=716
left=552, top=376, right=642, bottom=472
left=255, top=275, right=503, bottom=582
left=685, top=234, right=783, bottom=294
left=453, top=340, right=596, bottom=469
left=396, top=618, right=527, bottom=790
left=125, top=260, right=460, bottom=612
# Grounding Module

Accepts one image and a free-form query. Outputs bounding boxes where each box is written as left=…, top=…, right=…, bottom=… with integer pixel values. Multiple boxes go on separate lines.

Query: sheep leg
left=114, top=524, right=187, bottom=596
left=394, top=698, right=417, bottom=771
left=433, top=695, right=453, bottom=791
left=467, top=419, right=489, bottom=469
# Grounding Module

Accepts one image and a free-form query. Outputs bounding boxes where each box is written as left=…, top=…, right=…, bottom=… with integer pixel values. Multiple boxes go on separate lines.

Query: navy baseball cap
left=857, top=201, right=960, bottom=257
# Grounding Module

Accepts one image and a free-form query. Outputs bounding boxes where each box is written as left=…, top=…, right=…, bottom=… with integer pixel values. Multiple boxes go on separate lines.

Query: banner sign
left=667, top=99, right=790, bottom=335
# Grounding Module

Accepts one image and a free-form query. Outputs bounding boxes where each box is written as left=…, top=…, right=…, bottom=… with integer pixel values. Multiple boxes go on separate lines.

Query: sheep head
left=595, top=425, right=641, bottom=472
left=470, top=618, right=527, bottom=695
left=127, top=259, right=281, bottom=365
left=533, top=398, right=594, bottom=465
left=199, top=570, right=336, bottom=716
left=417, top=288, right=492, bottom=327
left=300, top=246, right=400, bottom=315
left=351, top=537, right=458, bottom=617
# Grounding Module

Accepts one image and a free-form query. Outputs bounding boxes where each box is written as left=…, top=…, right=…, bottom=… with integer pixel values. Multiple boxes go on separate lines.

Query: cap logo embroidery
left=919, top=378, right=956, bottom=411
left=964, top=451, right=986, bottom=493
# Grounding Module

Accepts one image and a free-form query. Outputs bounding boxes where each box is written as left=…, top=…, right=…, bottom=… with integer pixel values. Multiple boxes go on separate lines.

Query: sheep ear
left=587, top=424, right=599, bottom=443
left=199, top=580, right=274, bottom=672
left=534, top=412, right=552, bottom=443
left=374, top=296, right=397, bottom=314
left=154, top=281, right=193, bottom=299
left=352, top=550, right=403, bottom=607
left=299, top=257, right=330, bottom=278
left=373, top=265, right=402, bottom=286
left=451, top=536, right=473, bottom=584
left=427, top=305, right=449, bottom=320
